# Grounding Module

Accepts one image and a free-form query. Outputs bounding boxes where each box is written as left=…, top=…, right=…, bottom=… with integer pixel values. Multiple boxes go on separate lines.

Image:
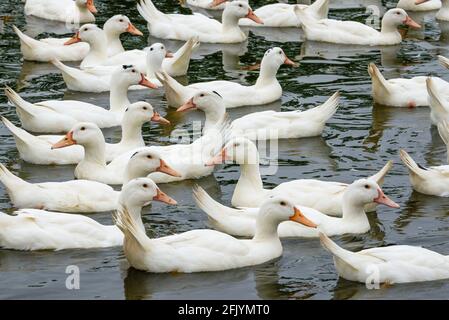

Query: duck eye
left=364, top=184, right=370, bottom=189
left=143, top=184, right=148, bottom=188
left=147, top=155, right=152, bottom=159
left=161, top=46, right=164, bottom=50
left=125, top=108, right=129, bottom=112
left=280, top=201, right=286, bottom=206
left=239, top=4, right=242, bottom=7
left=200, top=94, right=204, bottom=97
left=143, top=107, right=147, bottom=110
left=150, top=48, right=154, bottom=51
left=84, top=28, right=88, bottom=31
left=234, top=143, right=239, bottom=147
left=131, top=69, right=136, bottom=73
left=80, top=126, right=86, bottom=131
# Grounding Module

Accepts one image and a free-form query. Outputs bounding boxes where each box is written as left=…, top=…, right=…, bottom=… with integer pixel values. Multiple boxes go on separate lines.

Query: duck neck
left=341, top=195, right=370, bottom=227
left=380, top=19, right=401, bottom=35
left=146, top=54, right=164, bottom=79
left=119, top=116, right=145, bottom=147
left=104, top=28, right=124, bottom=55
left=235, top=159, right=264, bottom=196
left=109, top=80, right=132, bottom=113
left=80, top=138, right=107, bottom=168
left=255, top=59, right=280, bottom=87
left=203, top=105, right=226, bottom=133
left=222, top=11, right=243, bottom=35
left=253, top=212, right=281, bottom=241
left=82, top=36, right=108, bottom=68
left=118, top=203, right=145, bottom=232
left=76, top=4, right=93, bottom=22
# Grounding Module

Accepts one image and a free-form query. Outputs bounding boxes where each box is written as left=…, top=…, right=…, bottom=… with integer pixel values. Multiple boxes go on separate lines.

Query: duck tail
left=137, top=0, right=163, bottom=24
left=50, top=59, right=81, bottom=84
left=368, top=63, right=391, bottom=97
left=193, top=185, right=235, bottom=223
left=305, top=0, right=329, bottom=20
left=0, top=163, right=29, bottom=193
left=437, top=121, right=449, bottom=163
left=4, top=86, right=37, bottom=121
left=368, top=160, right=393, bottom=186
left=427, top=77, right=449, bottom=119
left=319, top=232, right=360, bottom=271
left=12, top=25, right=40, bottom=50
left=438, top=55, right=449, bottom=70
left=165, top=37, right=200, bottom=77
left=155, top=71, right=188, bottom=107
left=294, top=5, right=314, bottom=30
left=399, top=149, right=427, bottom=178
left=309, top=91, right=340, bottom=123
left=1, top=116, right=36, bottom=149
left=113, top=208, right=150, bottom=252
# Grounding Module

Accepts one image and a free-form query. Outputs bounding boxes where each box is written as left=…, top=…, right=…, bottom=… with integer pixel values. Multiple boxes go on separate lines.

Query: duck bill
left=210, top=0, right=227, bottom=7
left=403, top=16, right=421, bottom=29
left=139, top=74, right=158, bottom=89
left=284, top=56, right=299, bottom=67
left=151, top=112, right=170, bottom=125
left=51, top=131, right=76, bottom=149
left=205, top=148, right=227, bottom=166
left=374, top=188, right=400, bottom=208
left=176, top=97, right=197, bottom=112
left=126, top=22, right=143, bottom=36
left=153, top=188, right=177, bottom=205
left=165, top=51, right=174, bottom=58
left=290, top=207, right=318, bottom=228
left=415, top=0, right=430, bottom=4
left=86, top=0, right=97, bottom=14
left=246, top=9, right=263, bottom=25
left=64, top=32, right=81, bottom=45
left=157, top=159, right=182, bottom=178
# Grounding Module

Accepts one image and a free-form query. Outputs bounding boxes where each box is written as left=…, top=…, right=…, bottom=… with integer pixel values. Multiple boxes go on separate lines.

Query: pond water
left=0, top=0, right=449, bottom=299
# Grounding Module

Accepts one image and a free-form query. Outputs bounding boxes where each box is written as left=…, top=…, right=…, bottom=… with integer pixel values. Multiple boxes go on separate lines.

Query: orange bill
left=153, top=188, right=177, bottom=205
left=126, top=22, right=143, bottom=36
left=64, top=32, right=81, bottom=45
left=403, top=15, right=421, bottom=29
left=51, top=131, right=76, bottom=149
left=205, top=148, right=226, bottom=166
left=246, top=9, right=263, bottom=25
left=139, top=73, right=159, bottom=89
left=157, top=159, right=182, bottom=177
left=284, top=56, right=299, bottom=67
left=87, top=0, right=98, bottom=14
left=151, top=112, right=170, bottom=125
left=374, top=188, right=400, bottom=208
left=210, top=0, right=227, bottom=7
left=176, top=97, right=196, bottom=112
left=165, top=51, right=174, bottom=58
left=290, top=207, right=318, bottom=228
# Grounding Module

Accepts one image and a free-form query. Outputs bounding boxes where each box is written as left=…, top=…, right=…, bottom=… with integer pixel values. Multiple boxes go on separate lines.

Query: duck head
left=224, top=1, right=263, bottom=24
left=127, top=148, right=182, bottom=180
left=103, top=15, right=143, bottom=36
left=51, top=122, right=103, bottom=150
left=382, top=8, right=421, bottom=31
left=262, top=47, right=298, bottom=68
left=114, top=64, right=158, bottom=89
left=259, top=196, right=317, bottom=228
left=177, top=91, right=225, bottom=115
left=345, top=179, right=400, bottom=209
left=206, top=137, right=258, bottom=166
left=120, top=177, right=177, bottom=207
left=64, top=23, right=104, bottom=45
left=123, top=102, right=170, bottom=126
left=75, top=0, right=97, bottom=14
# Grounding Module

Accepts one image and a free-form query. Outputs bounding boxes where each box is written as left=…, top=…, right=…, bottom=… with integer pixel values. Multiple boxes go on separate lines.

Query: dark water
left=0, top=0, right=449, bottom=299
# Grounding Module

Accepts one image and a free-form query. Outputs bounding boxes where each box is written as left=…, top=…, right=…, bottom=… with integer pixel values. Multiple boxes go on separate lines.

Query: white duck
left=177, top=90, right=339, bottom=140
left=52, top=42, right=175, bottom=92
left=399, top=134, right=449, bottom=197
left=206, top=137, right=393, bottom=216
left=137, top=0, right=263, bottom=43
left=115, top=195, right=316, bottom=273
left=13, top=15, right=143, bottom=62
left=397, top=0, right=441, bottom=11
left=368, top=63, right=449, bottom=108
left=0, top=149, right=180, bottom=213
left=1, top=102, right=169, bottom=165
left=4, top=65, right=157, bottom=133
left=24, top=0, right=97, bottom=23
left=157, top=47, right=297, bottom=108
left=194, top=179, right=399, bottom=238
left=427, top=77, right=449, bottom=125
left=210, top=0, right=329, bottom=27
left=0, top=178, right=176, bottom=251
left=296, top=7, right=421, bottom=45
left=319, top=232, right=449, bottom=284
left=52, top=120, right=227, bottom=184
left=436, top=0, right=449, bottom=20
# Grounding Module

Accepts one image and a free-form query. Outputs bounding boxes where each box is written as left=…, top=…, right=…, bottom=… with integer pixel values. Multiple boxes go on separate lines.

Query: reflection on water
left=1, top=0, right=449, bottom=300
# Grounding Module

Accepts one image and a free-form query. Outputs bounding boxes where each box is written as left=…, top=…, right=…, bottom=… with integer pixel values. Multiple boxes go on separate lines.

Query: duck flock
left=2, top=0, right=449, bottom=292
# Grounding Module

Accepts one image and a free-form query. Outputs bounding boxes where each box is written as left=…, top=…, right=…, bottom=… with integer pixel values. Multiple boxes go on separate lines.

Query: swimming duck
left=157, top=47, right=297, bottom=108
left=4, top=66, right=157, bottom=133
left=368, top=63, right=449, bottom=108
left=137, top=0, right=263, bottom=43
left=206, top=137, right=393, bottom=216
left=1, top=102, right=169, bottom=165
left=397, top=0, right=441, bottom=11
left=13, top=15, right=143, bottom=62
left=114, top=195, right=316, bottom=273
left=427, top=77, right=449, bottom=125
left=194, top=179, right=399, bottom=238
left=319, top=231, right=449, bottom=284
left=296, top=7, right=421, bottom=45
left=176, top=90, right=339, bottom=140
left=24, top=0, right=97, bottom=24
left=210, top=0, right=329, bottom=27
left=0, top=178, right=176, bottom=251
left=0, top=149, right=180, bottom=213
